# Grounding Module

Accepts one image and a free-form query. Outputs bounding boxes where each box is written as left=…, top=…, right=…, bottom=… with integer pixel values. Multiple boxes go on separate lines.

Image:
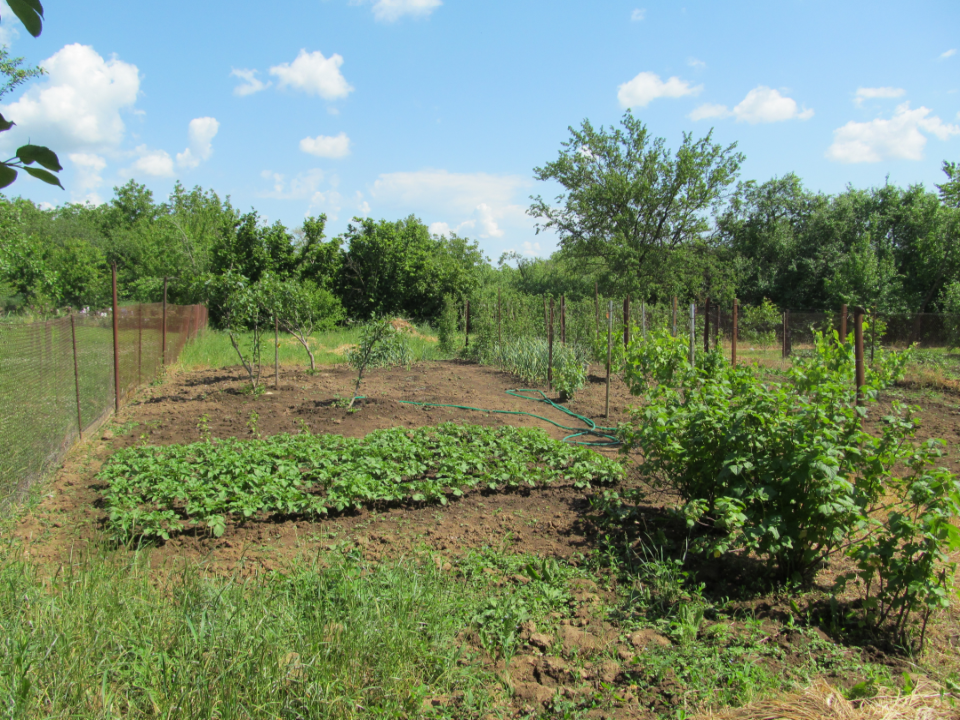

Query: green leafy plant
left=739, top=298, right=780, bottom=347
left=99, top=423, right=624, bottom=541
left=437, top=294, right=460, bottom=355
left=345, top=319, right=412, bottom=406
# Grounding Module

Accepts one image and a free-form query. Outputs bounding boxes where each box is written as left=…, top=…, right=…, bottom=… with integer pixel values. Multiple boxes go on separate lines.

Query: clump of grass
left=0, top=551, right=494, bottom=719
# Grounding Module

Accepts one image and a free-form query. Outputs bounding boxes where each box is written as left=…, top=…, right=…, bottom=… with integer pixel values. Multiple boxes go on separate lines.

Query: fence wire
left=0, top=303, right=208, bottom=507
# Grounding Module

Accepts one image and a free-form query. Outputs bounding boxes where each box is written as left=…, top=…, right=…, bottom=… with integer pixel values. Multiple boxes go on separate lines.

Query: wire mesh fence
left=0, top=302, right=208, bottom=508
left=463, top=291, right=960, bottom=370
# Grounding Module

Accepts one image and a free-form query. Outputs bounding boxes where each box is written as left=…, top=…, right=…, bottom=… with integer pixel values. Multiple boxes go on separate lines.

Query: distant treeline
left=1, top=163, right=959, bottom=324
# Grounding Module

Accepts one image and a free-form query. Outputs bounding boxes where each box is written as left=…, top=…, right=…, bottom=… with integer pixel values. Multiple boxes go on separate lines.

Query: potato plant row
left=100, top=423, right=624, bottom=541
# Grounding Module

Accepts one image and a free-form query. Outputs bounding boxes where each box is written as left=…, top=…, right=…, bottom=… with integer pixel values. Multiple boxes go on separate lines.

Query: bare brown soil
left=12, top=360, right=646, bottom=573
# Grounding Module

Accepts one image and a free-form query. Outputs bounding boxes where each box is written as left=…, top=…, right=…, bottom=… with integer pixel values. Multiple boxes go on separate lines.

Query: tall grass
left=0, top=551, right=493, bottom=719
left=177, top=323, right=445, bottom=372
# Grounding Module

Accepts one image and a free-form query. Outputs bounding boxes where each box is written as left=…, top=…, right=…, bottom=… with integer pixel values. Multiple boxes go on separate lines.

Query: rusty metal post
left=112, top=262, right=120, bottom=413
left=594, top=282, right=599, bottom=336
left=623, top=295, right=630, bottom=349
left=137, top=303, right=142, bottom=387
left=840, top=304, right=847, bottom=343
left=782, top=309, right=791, bottom=358
left=70, top=314, right=83, bottom=439
left=548, top=298, right=554, bottom=389
left=672, top=296, right=678, bottom=336
left=704, top=298, right=711, bottom=353
left=854, top=306, right=865, bottom=405
left=561, top=294, right=566, bottom=345
left=689, top=303, right=696, bottom=367
left=161, top=277, right=168, bottom=366
left=732, top=299, right=739, bottom=366
left=497, top=287, right=502, bottom=347
left=605, top=300, right=612, bottom=419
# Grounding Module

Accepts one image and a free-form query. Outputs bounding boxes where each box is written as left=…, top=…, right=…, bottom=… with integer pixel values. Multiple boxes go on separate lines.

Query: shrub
left=739, top=298, right=780, bottom=346
left=619, top=328, right=960, bottom=640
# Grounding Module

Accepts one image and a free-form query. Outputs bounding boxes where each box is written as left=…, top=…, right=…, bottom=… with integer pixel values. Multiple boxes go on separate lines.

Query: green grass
left=177, top=322, right=446, bottom=372
left=0, top=550, right=499, bottom=719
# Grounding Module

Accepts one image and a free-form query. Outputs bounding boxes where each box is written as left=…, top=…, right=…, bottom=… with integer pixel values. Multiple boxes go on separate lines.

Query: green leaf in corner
left=6, top=0, right=44, bottom=38
left=23, top=165, right=62, bottom=189
left=0, top=164, right=18, bottom=188
left=16, top=144, right=62, bottom=171
left=0, top=113, right=15, bottom=132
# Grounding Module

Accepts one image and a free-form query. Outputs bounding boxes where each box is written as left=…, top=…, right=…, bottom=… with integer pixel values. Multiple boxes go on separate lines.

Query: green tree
left=0, top=1, right=63, bottom=190
left=528, top=111, right=743, bottom=300
left=337, top=216, right=485, bottom=319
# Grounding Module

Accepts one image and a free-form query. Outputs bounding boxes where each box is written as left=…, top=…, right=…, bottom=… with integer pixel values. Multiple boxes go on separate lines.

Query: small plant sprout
left=197, top=414, right=211, bottom=443
left=246, top=411, right=260, bottom=439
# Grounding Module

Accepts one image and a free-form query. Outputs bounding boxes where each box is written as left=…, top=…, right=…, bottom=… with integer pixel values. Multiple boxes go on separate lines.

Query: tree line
left=1, top=111, right=959, bottom=324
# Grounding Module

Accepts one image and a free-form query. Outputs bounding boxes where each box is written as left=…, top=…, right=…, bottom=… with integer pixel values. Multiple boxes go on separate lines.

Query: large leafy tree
left=528, top=111, right=743, bottom=301
left=337, top=215, right=485, bottom=319
left=0, top=0, right=63, bottom=190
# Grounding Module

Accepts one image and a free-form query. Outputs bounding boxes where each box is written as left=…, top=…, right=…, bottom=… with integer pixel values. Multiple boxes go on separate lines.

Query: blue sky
left=0, top=0, right=958, bottom=262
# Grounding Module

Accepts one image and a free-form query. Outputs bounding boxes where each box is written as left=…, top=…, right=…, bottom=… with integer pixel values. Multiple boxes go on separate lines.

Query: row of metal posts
left=462, top=290, right=868, bottom=416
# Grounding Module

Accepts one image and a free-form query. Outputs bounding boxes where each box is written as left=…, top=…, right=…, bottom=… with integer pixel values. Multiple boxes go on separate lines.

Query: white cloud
left=307, top=189, right=343, bottom=221
left=299, top=131, right=351, bottom=158
left=231, top=68, right=271, bottom=97
left=689, top=102, right=730, bottom=121
left=731, top=86, right=813, bottom=123
left=269, top=49, right=353, bottom=99
left=0, top=44, right=139, bottom=152
left=0, top=2, right=19, bottom=47
left=631, top=8, right=645, bottom=21
left=687, top=57, right=706, bottom=69
left=176, top=117, right=219, bottom=170
left=127, top=146, right=175, bottom=178
left=617, top=71, right=702, bottom=108
left=690, top=87, right=812, bottom=123
left=259, top=168, right=328, bottom=200
left=940, top=49, right=957, bottom=60
left=68, top=152, right=106, bottom=204
left=366, top=0, right=442, bottom=22
left=854, top=86, right=905, bottom=106
left=373, top=169, right=528, bottom=240
left=826, top=102, right=960, bottom=163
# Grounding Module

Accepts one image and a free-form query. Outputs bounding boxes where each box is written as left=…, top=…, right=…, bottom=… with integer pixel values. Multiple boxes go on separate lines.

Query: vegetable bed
left=100, top=422, right=624, bottom=540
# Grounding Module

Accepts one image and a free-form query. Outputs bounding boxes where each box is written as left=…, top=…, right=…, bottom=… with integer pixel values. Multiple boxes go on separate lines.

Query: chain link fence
left=0, top=303, right=208, bottom=507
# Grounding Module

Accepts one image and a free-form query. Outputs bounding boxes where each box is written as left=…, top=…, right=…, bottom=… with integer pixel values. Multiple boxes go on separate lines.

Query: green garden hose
left=389, top=389, right=621, bottom=447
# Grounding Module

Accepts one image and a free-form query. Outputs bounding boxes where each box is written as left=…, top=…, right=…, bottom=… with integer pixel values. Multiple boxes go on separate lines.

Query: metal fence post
left=594, top=282, right=599, bottom=337
left=137, top=303, right=142, bottom=387
left=112, top=262, right=120, bottom=413
left=70, top=314, right=83, bottom=439
left=782, top=309, right=791, bottom=358
left=161, top=277, right=167, bottom=366
left=548, top=298, right=554, bottom=389
left=605, top=300, right=612, bottom=419
left=732, top=298, right=738, bottom=366
left=561, top=294, right=566, bottom=345
left=497, top=287, right=502, bottom=347
left=689, top=303, right=696, bottom=367
left=623, top=295, right=630, bottom=349
left=854, top=307, right=865, bottom=406
left=704, top=297, right=711, bottom=353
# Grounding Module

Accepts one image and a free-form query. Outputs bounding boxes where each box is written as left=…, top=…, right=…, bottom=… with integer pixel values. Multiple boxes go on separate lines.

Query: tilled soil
left=13, top=360, right=651, bottom=572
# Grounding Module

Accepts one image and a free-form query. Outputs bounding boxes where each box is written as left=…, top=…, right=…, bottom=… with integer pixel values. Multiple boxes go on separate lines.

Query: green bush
left=436, top=294, right=460, bottom=355
left=739, top=298, right=780, bottom=346
left=618, top=329, right=960, bottom=645
left=346, top=319, right=412, bottom=370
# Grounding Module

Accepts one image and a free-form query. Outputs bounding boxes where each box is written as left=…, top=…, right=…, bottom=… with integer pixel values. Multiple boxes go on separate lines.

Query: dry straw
left=695, top=678, right=954, bottom=720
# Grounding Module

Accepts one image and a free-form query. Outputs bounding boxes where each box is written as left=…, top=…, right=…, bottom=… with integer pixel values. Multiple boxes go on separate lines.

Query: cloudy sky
left=0, top=0, right=957, bottom=261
